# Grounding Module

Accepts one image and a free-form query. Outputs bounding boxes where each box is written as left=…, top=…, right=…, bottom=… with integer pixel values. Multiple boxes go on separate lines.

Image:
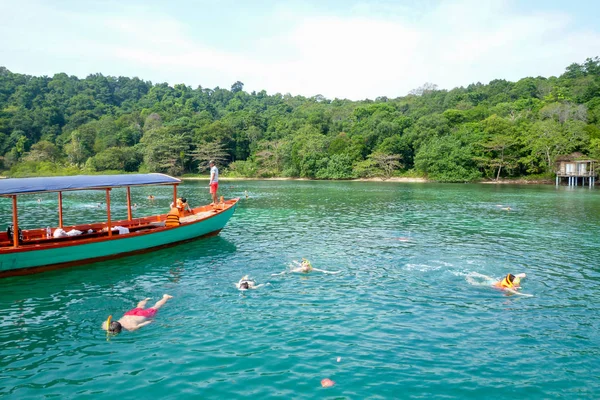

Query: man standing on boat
left=209, top=160, right=219, bottom=205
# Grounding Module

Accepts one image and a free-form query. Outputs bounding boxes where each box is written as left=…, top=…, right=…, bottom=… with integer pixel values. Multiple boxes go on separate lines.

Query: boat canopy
left=0, top=174, right=181, bottom=196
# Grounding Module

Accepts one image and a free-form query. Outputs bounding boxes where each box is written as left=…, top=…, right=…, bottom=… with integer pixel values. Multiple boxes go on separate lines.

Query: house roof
left=555, top=152, right=597, bottom=162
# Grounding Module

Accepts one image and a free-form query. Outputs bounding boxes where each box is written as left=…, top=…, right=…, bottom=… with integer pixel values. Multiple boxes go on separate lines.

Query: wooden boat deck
left=0, top=204, right=228, bottom=249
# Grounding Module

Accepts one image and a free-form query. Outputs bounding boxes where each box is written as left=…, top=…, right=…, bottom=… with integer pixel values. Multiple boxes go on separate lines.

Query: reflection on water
left=1, top=181, right=599, bottom=399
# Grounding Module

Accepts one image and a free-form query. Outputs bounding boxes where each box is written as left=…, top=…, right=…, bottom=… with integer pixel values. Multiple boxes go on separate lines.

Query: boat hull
left=0, top=201, right=238, bottom=277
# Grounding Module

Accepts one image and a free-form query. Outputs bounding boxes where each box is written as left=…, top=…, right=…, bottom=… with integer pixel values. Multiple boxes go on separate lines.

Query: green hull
left=0, top=202, right=237, bottom=275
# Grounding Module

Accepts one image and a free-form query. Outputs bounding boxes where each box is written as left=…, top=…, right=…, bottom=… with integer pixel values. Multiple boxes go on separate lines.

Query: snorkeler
left=102, top=294, right=173, bottom=334
left=294, top=258, right=313, bottom=273
left=271, top=258, right=341, bottom=276
left=493, top=273, right=526, bottom=290
left=465, top=272, right=531, bottom=296
left=235, top=275, right=269, bottom=290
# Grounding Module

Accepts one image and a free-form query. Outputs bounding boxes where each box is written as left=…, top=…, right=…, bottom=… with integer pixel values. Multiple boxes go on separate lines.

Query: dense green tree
left=23, top=140, right=61, bottom=163
left=190, top=141, right=228, bottom=173
left=1, top=57, right=599, bottom=181
left=414, top=135, right=481, bottom=182
left=87, top=147, right=142, bottom=172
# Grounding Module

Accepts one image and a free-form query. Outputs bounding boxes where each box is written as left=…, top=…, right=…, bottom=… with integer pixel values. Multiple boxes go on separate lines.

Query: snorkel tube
left=105, top=315, right=113, bottom=340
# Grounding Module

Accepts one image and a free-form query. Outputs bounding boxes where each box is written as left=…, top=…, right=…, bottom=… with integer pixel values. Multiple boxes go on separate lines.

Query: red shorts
left=210, top=182, right=219, bottom=194
left=124, top=307, right=157, bottom=318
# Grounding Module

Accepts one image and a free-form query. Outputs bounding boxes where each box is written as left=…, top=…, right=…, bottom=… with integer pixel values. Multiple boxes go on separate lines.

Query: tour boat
left=0, top=174, right=238, bottom=278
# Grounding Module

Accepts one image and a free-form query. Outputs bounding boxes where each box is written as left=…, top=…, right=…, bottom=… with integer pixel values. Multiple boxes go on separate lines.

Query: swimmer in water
left=293, top=258, right=313, bottom=273
left=271, top=258, right=341, bottom=276
left=493, top=273, right=526, bottom=290
left=235, top=275, right=268, bottom=290
left=466, top=272, right=530, bottom=296
left=102, top=294, right=173, bottom=334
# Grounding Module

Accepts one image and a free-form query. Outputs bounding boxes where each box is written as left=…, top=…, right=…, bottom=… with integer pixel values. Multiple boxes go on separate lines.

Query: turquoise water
left=1, top=181, right=599, bottom=399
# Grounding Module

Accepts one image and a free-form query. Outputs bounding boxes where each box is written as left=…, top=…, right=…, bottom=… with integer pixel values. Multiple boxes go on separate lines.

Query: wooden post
left=58, top=192, right=64, bottom=228
left=12, top=196, right=19, bottom=247
left=106, top=188, right=112, bottom=237
left=126, top=186, right=132, bottom=221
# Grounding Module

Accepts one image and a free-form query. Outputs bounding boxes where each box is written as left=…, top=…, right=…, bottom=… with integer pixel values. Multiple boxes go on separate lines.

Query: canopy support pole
left=173, top=184, right=178, bottom=206
left=126, top=187, right=132, bottom=221
left=12, top=196, right=19, bottom=247
left=106, top=188, right=112, bottom=237
left=58, top=192, right=63, bottom=228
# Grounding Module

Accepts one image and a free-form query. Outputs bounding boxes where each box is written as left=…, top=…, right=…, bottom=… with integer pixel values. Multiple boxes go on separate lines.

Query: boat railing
left=0, top=222, right=164, bottom=248
left=0, top=200, right=234, bottom=249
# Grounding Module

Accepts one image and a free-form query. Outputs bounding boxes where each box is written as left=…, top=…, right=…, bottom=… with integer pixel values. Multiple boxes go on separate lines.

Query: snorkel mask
left=301, top=258, right=313, bottom=270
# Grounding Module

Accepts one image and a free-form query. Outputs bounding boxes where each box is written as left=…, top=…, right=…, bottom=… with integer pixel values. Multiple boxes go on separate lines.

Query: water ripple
left=1, top=182, right=599, bottom=398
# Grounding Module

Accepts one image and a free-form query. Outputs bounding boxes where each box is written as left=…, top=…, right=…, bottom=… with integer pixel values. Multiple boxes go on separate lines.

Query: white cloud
left=1, top=0, right=599, bottom=99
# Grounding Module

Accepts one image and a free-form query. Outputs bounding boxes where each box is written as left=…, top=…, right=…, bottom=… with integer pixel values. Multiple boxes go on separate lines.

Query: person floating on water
left=271, top=258, right=341, bottom=276
left=235, top=275, right=269, bottom=290
left=102, top=294, right=173, bottom=334
left=148, top=195, right=155, bottom=201
left=466, top=272, right=530, bottom=296
left=294, top=258, right=313, bottom=273
left=493, top=273, right=526, bottom=290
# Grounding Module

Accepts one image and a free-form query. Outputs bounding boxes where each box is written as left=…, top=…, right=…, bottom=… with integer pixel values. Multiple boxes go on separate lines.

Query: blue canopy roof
left=0, top=174, right=181, bottom=196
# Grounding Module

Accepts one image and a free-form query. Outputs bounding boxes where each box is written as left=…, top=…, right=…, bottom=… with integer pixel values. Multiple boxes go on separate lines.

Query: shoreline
left=180, top=176, right=560, bottom=185
left=0, top=174, right=567, bottom=185
left=181, top=176, right=428, bottom=182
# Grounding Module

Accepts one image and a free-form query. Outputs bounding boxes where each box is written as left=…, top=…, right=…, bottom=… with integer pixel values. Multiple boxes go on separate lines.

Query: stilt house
left=555, top=152, right=596, bottom=187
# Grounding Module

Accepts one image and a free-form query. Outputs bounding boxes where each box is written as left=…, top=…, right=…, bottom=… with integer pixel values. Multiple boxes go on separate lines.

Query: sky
left=1, top=0, right=599, bottom=100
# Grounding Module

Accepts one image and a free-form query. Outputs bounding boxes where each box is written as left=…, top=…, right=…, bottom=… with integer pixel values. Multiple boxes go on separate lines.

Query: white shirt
left=210, top=165, right=219, bottom=183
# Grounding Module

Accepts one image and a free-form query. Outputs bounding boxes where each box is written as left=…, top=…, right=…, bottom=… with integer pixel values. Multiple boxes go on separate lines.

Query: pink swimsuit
left=124, top=307, right=157, bottom=318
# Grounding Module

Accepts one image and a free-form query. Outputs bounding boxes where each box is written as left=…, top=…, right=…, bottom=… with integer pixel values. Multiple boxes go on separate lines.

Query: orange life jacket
left=495, top=275, right=514, bottom=289
left=165, top=207, right=180, bottom=227
left=176, top=198, right=190, bottom=216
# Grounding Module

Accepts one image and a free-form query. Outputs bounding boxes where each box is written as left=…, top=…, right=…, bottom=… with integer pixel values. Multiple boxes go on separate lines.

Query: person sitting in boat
left=170, top=197, right=193, bottom=216
left=493, top=273, right=526, bottom=290
left=102, top=294, right=173, bottom=334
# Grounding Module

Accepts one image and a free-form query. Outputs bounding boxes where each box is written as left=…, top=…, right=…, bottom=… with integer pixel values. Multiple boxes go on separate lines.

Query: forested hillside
left=1, top=57, right=599, bottom=181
